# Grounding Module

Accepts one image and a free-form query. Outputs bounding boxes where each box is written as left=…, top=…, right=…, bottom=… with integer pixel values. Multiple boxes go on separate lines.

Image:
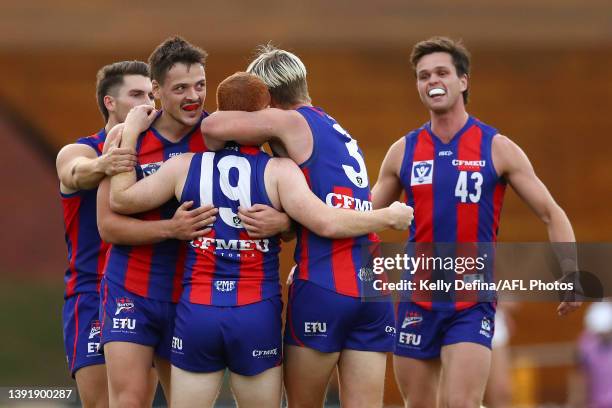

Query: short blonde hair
left=246, top=44, right=311, bottom=106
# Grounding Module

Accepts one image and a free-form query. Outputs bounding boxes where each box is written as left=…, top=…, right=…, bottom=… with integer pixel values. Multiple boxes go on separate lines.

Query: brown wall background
left=1, top=1, right=611, bottom=404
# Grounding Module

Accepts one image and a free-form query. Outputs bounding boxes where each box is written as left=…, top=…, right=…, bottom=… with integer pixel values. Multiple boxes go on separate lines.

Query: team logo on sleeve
left=411, top=160, right=434, bottom=186
left=115, top=297, right=135, bottom=315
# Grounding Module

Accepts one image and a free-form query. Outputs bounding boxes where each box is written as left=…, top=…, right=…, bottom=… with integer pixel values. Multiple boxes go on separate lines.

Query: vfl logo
left=411, top=160, right=434, bottom=186
left=401, top=312, right=423, bottom=329
left=479, top=317, right=492, bottom=338
left=232, top=215, right=242, bottom=227
left=115, top=297, right=135, bottom=315
left=140, top=162, right=162, bottom=177
left=356, top=176, right=363, bottom=186
left=89, top=320, right=101, bottom=339
left=215, top=281, right=236, bottom=292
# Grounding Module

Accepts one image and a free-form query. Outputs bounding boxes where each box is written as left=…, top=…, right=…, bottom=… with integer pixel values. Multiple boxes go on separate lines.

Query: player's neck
left=429, top=109, right=469, bottom=143
left=154, top=112, right=192, bottom=143
left=273, top=100, right=312, bottom=110
left=105, top=117, right=119, bottom=134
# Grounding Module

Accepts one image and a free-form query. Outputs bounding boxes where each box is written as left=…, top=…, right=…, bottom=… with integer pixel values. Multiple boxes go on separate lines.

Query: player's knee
left=404, top=396, right=436, bottom=408
left=115, top=390, right=149, bottom=408
left=80, top=393, right=109, bottom=408
left=442, top=394, right=482, bottom=408
left=286, top=392, right=325, bottom=408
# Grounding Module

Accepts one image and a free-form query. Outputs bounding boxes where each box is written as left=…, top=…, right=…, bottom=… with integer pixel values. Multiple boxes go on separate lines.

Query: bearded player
left=57, top=60, right=215, bottom=407
left=371, top=37, right=580, bottom=407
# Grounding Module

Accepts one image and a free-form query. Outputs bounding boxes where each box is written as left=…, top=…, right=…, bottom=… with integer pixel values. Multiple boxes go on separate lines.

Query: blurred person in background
left=568, top=301, right=612, bottom=408
left=484, top=302, right=519, bottom=408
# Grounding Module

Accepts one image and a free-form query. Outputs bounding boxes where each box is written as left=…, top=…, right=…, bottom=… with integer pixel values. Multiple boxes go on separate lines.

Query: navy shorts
left=284, top=280, right=395, bottom=353
left=63, top=292, right=105, bottom=377
left=171, top=295, right=283, bottom=376
left=394, top=302, right=496, bottom=359
left=99, top=277, right=176, bottom=360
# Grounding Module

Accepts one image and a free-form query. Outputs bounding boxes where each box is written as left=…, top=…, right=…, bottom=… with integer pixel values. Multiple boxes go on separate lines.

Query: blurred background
left=1, top=0, right=611, bottom=406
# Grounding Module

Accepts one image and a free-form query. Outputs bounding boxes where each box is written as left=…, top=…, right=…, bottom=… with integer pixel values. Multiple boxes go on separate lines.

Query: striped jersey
left=61, top=129, right=109, bottom=298
left=399, top=116, right=505, bottom=311
left=180, top=144, right=281, bottom=306
left=294, top=106, right=378, bottom=298
left=103, top=116, right=207, bottom=302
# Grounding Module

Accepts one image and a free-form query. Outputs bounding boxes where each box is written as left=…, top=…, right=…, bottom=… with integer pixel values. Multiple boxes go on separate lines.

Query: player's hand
left=98, top=129, right=137, bottom=176
left=170, top=201, right=218, bottom=240
left=557, top=301, right=581, bottom=316
left=99, top=146, right=138, bottom=176
left=387, top=201, right=414, bottom=230
left=124, top=105, right=158, bottom=136
left=287, top=265, right=297, bottom=285
left=238, top=204, right=291, bottom=239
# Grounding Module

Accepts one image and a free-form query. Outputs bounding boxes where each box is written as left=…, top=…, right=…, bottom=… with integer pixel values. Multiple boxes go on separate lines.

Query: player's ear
left=152, top=80, right=161, bottom=100
left=459, top=74, right=468, bottom=93
left=104, top=95, right=115, bottom=114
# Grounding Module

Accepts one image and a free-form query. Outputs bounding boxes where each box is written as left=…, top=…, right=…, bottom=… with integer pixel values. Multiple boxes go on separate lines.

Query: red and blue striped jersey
left=399, top=116, right=506, bottom=311
left=180, top=144, right=281, bottom=306
left=103, top=116, right=207, bottom=302
left=61, top=129, right=109, bottom=298
left=294, top=106, right=378, bottom=298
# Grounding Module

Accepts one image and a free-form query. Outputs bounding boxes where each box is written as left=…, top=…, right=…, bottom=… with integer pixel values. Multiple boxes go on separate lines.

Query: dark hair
left=95, top=60, right=149, bottom=122
left=410, top=37, right=471, bottom=104
left=217, top=72, right=270, bottom=112
left=148, top=36, right=208, bottom=84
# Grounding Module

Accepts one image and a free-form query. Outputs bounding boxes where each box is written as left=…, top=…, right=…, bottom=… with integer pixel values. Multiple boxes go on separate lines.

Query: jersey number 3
left=333, top=124, right=369, bottom=188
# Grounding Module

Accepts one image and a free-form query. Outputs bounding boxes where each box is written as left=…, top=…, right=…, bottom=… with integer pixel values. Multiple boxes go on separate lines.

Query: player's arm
left=109, top=154, right=189, bottom=215
left=271, top=158, right=413, bottom=238
left=493, top=135, right=580, bottom=315
left=55, top=137, right=136, bottom=193
left=107, top=105, right=174, bottom=214
left=97, top=179, right=215, bottom=244
left=201, top=109, right=312, bottom=163
left=372, top=137, right=406, bottom=209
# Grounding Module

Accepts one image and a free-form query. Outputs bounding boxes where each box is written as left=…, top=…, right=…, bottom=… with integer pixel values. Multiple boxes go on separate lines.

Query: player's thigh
left=439, top=342, right=491, bottom=408
left=230, top=366, right=282, bottom=408
left=104, top=341, right=154, bottom=407
left=284, top=344, right=339, bottom=408
left=75, top=364, right=108, bottom=408
left=393, top=355, right=439, bottom=408
left=337, top=349, right=387, bottom=408
left=170, top=365, right=224, bottom=408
